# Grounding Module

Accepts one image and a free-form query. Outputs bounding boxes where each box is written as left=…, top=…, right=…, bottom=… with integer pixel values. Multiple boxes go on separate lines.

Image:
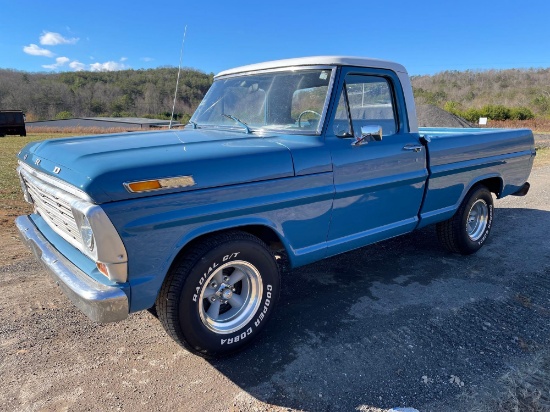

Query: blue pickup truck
left=16, top=56, right=535, bottom=357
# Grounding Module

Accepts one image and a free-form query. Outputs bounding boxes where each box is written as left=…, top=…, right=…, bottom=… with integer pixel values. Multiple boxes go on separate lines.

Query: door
left=326, top=68, right=428, bottom=256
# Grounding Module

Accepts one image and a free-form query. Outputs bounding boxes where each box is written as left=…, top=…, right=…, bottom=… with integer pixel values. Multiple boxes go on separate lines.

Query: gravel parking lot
left=1, top=164, right=549, bottom=412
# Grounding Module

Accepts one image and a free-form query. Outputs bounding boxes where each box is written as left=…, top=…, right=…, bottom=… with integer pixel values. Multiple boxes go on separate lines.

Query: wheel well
left=151, top=225, right=287, bottom=312
left=238, top=225, right=285, bottom=251
left=171, top=225, right=286, bottom=268
left=476, top=177, right=503, bottom=197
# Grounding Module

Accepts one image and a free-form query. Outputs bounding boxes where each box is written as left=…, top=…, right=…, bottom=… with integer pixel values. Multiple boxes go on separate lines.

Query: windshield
left=190, top=68, right=334, bottom=134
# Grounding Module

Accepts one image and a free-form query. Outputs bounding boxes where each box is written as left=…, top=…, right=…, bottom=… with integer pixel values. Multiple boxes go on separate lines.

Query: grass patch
left=535, top=148, right=550, bottom=168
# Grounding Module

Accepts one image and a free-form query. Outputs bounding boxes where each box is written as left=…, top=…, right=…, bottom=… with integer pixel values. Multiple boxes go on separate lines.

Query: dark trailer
left=0, top=110, right=26, bottom=137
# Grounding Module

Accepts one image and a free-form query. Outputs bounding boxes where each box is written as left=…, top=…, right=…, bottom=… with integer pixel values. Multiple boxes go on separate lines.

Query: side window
left=333, top=88, right=353, bottom=137
left=333, top=75, right=397, bottom=137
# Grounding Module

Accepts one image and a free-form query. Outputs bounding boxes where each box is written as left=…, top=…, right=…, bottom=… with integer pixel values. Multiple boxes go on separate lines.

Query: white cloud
left=40, top=31, right=79, bottom=45
left=42, top=56, right=70, bottom=70
left=23, top=43, right=54, bottom=57
left=69, top=60, right=86, bottom=71
left=141, top=57, right=153, bottom=62
left=24, top=32, right=128, bottom=72
left=90, top=61, right=127, bottom=72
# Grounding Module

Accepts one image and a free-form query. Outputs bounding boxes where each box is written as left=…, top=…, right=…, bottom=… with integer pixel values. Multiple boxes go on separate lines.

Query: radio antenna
left=169, top=25, right=187, bottom=129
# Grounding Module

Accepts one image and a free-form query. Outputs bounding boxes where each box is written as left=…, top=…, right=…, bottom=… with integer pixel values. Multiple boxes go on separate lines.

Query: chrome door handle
left=403, top=144, right=423, bottom=152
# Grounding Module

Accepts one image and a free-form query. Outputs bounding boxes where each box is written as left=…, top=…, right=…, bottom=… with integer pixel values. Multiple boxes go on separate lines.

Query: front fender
left=102, top=173, right=334, bottom=312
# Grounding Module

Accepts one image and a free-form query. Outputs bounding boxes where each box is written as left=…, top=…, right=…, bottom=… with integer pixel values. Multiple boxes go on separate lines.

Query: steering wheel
left=297, top=110, right=322, bottom=128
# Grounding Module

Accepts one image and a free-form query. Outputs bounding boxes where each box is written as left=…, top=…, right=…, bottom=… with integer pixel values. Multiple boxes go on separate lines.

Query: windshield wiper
left=222, top=114, right=250, bottom=134
left=187, top=120, right=198, bottom=129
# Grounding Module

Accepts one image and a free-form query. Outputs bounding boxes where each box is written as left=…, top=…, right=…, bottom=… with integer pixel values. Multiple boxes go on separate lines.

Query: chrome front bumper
left=15, top=215, right=129, bottom=323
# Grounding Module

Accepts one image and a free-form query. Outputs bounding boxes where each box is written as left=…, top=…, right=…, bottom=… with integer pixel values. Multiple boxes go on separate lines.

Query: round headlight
left=80, top=215, right=95, bottom=251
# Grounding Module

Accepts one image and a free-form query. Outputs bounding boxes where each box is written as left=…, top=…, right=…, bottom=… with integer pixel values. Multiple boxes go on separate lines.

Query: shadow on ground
left=210, top=208, right=550, bottom=411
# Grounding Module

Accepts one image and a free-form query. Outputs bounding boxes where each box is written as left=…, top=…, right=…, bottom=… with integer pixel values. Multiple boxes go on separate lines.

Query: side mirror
left=361, top=125, right=383, bottom=141
left=353, top=125, right=383, bottom=146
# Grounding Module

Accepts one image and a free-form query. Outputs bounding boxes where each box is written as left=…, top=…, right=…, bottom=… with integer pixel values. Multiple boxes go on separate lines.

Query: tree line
left=0, top=67, right=213, bottom=123
left=411, top=67, right=550, bottom=120
left=1, top=66, right=550, bottom=123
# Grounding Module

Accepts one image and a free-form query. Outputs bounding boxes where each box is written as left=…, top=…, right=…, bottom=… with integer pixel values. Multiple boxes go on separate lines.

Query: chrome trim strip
left=215, top=64, right=336, bottom=79
left=18, top=161, right=93, bottom=202
left=16, top=216, right=129, bottom=323
left=215, top=56, right=407, bottom=78
left=71, top=200, right=129, bottom=282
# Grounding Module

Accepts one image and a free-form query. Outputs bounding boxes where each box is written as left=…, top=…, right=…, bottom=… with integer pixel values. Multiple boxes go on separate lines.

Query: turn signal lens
left=97, top=262, right=108, bottom=277
left=127, top=180, right=162, bottom=192
left=125, top=176, right=195, bottom=193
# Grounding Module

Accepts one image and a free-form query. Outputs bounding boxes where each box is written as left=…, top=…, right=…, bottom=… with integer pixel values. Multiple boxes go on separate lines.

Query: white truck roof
left=215, top=56, right=408, bottom=78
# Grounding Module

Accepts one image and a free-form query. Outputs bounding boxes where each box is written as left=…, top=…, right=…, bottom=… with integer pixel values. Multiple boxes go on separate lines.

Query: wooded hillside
left=1, top=66, right=549, bottom=122
left=0, top=67, right=213, bottom=122
left=411, top=68, right=550, bottom=120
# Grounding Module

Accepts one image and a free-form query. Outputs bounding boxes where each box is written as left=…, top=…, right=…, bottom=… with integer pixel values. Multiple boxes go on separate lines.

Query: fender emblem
left=53, top=166, right=61, bottom=174
left=35, top=159, right=41, bottom=165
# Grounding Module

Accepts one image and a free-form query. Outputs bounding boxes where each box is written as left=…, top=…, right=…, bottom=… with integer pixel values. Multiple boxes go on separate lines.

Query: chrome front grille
left=19, top=167, right=83, bottom=249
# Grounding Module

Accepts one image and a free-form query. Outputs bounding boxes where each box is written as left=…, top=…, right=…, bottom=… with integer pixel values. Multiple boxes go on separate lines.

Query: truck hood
left=18, top=129, right=295, bottom=203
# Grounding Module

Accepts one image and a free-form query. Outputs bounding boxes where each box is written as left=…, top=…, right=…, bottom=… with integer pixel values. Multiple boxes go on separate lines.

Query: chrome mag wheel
left=198, top=261, right=263, bottom=334
left=466, top=199, right=489, bottom=241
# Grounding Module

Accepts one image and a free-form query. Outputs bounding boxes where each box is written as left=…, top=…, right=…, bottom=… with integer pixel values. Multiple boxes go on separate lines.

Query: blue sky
left=1, top=0, right=548, bottom=76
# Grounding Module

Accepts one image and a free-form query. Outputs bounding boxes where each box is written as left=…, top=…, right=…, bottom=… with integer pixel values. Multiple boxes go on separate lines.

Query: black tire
left=156, top=231, right=280, bottom=357
left=436, top=185, right=494, bottom=255
left=146, top=305, right=158, bottom=318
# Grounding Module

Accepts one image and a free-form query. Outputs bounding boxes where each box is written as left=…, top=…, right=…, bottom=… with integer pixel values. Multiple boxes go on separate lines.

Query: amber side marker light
left=97, top=262, right=108, bottom=277
left=126, top=180, right=162, bottom=192
left=124, top=176, right=196, bottom=193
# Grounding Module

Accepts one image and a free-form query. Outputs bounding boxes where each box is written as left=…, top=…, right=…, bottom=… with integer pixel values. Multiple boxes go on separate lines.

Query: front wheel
left=156, top=231, right=280, bottom=357
left=437, top=185, right=494, bottom=255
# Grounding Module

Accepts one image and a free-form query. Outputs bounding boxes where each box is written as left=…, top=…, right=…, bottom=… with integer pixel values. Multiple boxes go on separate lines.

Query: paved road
left=1, top=166, right=549, bottom=412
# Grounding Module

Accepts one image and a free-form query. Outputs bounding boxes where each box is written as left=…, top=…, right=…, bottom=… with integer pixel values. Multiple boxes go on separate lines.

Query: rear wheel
left=437, top=185, right=494, bottom=255
left=156, top=231, right=280, bottom=357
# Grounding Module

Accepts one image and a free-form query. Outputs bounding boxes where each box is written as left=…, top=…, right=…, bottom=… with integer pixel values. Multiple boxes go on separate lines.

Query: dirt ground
left=1, top=163, right=549, bottom=412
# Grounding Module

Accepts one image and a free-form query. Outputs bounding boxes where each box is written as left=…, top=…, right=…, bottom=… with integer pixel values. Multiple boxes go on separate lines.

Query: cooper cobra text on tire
left=155, top=231, right=281, bottom=357
left=437, top=184, right=494, bottom=255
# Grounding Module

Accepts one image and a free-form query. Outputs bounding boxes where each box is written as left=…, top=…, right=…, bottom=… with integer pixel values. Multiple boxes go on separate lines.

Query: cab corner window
left=333, top=75, right=397, bottom=138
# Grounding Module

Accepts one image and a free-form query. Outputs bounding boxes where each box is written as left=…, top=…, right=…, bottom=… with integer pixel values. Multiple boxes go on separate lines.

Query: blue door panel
left=325, top=67, right=428, bottom=254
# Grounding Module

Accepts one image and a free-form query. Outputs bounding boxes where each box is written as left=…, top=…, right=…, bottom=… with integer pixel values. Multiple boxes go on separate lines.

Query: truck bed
left=418, top=127, right=535, bottom=227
